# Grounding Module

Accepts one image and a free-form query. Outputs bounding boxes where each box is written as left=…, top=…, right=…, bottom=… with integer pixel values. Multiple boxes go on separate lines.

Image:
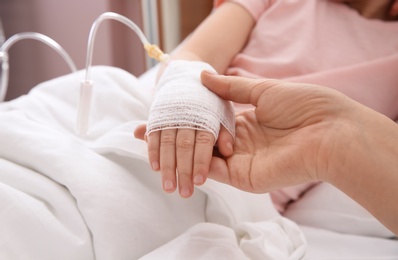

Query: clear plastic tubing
left=0, top=32, right=77, bottom=102
left=77, top=12, right=169, bottom=136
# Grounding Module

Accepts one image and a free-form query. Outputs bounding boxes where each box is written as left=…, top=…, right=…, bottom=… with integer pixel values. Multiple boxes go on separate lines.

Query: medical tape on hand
left=146, top=60, right=235, bottom=140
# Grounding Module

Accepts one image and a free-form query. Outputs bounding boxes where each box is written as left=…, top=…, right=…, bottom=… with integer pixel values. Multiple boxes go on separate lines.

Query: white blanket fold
left=0, top=66, right=306, bottom=259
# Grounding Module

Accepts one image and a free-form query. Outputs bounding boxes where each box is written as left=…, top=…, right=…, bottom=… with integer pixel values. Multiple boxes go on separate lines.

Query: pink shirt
left=216, top=0, right=398, bottom=212
left=217, top=0, right=398, bottom=120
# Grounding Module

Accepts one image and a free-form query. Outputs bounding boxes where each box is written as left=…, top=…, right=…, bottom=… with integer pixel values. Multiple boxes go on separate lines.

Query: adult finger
left=201, top=70, right=278, bottom=107
left=208, top=156, right=232, bottom=186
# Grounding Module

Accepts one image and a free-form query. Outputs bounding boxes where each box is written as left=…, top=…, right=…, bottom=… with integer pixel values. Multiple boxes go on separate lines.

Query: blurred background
left=0, top=0, right=212, bottom=101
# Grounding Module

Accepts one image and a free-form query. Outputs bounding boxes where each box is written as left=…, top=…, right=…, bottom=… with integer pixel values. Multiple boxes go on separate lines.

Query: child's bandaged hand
left=145, top=60, right=235, bottom=198
left=147, top=60, right=235, bottom=139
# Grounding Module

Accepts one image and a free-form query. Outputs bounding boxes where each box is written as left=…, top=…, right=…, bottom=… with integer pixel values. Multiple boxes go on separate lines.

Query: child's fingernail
left=164, top=179, right=174, bottom=191
left=194, top=174, right=204, bottom=185
left=180, top=187, right=191, bottom=198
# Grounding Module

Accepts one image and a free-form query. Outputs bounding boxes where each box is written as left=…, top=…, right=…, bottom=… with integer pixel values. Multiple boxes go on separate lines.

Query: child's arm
left=138, top=2, right=256, bottom=198
left=170, top=2, right=255, bottom=73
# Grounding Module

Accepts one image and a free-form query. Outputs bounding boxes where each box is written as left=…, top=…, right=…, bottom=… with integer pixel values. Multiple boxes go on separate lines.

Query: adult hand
left=201, top=71, right=359, bottom=194
left=201, top=71, right=398, bottom=235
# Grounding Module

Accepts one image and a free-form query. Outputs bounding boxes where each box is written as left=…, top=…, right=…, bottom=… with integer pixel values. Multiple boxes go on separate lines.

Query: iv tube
left=83, top=12, right=169, bottom=82
left=0, top=32, right=77, bottom=102
left=77, top=12, right=169, bottom=136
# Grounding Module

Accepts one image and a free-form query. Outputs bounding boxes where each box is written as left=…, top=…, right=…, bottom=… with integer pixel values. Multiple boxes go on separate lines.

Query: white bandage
left=146, top=60, right=235, bottom=140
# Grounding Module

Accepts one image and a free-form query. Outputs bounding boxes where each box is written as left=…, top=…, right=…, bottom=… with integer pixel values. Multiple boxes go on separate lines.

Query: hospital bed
left=0, top=13, right=397, bottom=260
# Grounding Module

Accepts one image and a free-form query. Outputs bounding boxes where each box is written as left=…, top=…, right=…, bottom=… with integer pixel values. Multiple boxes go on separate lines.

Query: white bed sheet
left=0, top=66, right=305, bottom=259
left=0, top=66, right=396, bottom=259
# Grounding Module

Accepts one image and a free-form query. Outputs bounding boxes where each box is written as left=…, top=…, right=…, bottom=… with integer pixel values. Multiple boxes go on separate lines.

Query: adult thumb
left=201, top=70, right=276, bottom=107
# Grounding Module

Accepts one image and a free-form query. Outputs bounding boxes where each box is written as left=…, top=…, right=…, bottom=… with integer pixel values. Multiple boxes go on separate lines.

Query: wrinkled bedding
left=0, top=66, right=396, bottom=259
left=0, top=66, right=306, bottom=259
